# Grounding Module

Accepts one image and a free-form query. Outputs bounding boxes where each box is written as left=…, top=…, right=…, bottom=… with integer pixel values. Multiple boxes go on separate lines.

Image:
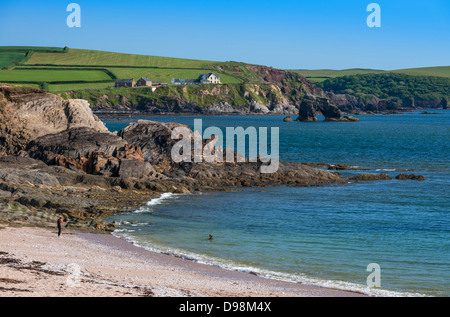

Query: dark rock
left=296, top=94, right=345, bottom=122
left=283, top=116, right=293, bottom=122
left=26, top=127, right=126, bottom=163
left=296, top=94, right=317, bottom=121
left=118, top=120, right=189, bottom=168
left=349, top=173, right=393, bottom=181
left=118, top=159, right=156, bottom=179
left=0, top=168, right=60, bottom=187
left=395, top=174, right=426, bottom=181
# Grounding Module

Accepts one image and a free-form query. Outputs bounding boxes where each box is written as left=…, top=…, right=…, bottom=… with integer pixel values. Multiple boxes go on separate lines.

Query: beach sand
left=0, top=225, right=366, bottom=297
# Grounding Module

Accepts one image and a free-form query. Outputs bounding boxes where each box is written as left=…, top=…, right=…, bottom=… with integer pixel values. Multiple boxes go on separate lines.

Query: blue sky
left=1, top=0, right=449, bottom=69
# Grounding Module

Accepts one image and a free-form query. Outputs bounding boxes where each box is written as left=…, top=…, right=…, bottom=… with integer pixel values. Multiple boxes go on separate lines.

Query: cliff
left=0, top=85, right=108, bottom=154
left=65, top=65, right=405, bottom=115
left=0, top=85, right=424, bottom=231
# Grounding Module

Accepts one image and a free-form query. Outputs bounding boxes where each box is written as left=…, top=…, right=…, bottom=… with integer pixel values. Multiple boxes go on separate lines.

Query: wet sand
left=0, top=225, right=367, bottom=297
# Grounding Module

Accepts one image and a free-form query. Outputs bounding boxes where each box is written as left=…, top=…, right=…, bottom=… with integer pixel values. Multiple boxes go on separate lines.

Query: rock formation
left=296, top=94, right=349, bottom=122
left=0, top=85, right=108, bottom=154
left=0, top=85, right=425, bottom=231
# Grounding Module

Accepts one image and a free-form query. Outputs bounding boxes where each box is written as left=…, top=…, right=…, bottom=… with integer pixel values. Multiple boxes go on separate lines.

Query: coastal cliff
left=64, top=65, right=408, bottom=116
left=0, top=85, right=342, bottom=231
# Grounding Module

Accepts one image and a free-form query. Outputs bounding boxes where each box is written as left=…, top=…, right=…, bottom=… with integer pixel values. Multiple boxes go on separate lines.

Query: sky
left=1, top=0, right=449, bottom=70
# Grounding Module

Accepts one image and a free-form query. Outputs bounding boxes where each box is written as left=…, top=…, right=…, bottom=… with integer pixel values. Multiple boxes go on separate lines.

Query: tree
left=441, top=97, right=448, bottom=109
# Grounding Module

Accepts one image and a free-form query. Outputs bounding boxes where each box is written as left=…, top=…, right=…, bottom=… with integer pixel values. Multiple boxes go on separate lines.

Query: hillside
left=318, top=73, right=449, bottom=108
left=0, top=46, right=448, bottom=114
left=0, top=47, right=246, bottom=92
left=0, top=47, right=318, bottom=114
left=291, top=66, right=450, bottom=83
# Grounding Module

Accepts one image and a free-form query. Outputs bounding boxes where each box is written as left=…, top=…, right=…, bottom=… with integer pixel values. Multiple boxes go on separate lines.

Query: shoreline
left=0, top=225, right=367, bottom=297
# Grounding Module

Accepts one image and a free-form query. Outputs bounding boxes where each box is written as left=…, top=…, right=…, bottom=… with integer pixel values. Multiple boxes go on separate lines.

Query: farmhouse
left=171, top=73, right=221, bottom=85
left=136, top=77, right=152, bottom=87
left=199, top=73, right=221, bottom=84
left=115, top=79, right=135, bottom=88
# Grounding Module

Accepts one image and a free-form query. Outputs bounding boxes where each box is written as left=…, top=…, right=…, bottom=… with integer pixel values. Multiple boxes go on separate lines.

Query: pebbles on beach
left=0, top=226, right=365, bottom=297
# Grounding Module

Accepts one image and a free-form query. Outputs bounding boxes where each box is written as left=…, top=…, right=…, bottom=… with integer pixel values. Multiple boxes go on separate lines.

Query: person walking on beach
left=57, top=217, right=63, bottom=237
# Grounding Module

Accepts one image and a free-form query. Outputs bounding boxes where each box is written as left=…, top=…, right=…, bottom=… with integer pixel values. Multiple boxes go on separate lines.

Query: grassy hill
left=0, top=47, right=244, bottom=92
left=291, top=66, right=450, bottom=83
left=0, top=46, right=448, bottom=110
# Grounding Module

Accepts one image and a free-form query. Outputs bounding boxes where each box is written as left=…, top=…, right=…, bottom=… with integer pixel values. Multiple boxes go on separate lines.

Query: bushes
left=319, top=73, right=450, bottom=103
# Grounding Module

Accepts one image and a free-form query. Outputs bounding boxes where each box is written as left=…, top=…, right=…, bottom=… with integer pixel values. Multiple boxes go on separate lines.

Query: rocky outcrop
left=0, top=85, right=428, bottom=232
left=25, top=127, right=159, bottom=179
left=349, top=173, right=426, bottom=181
left=296, top=94, right=349, bottom=122
left=118, top=120, right=189, bottom=167
left=296, top=94, right=317, bottom=121
left=349, top=173, right=393, bottom=181
left=395, top=174, right=426, bottom=181
left=26, top=127, right=126, bottom=161
left=0, top=85, right=109, bottom=154
left=118, top=120, right=341, bottom=186
left=77, top=64, right=410, bottom=116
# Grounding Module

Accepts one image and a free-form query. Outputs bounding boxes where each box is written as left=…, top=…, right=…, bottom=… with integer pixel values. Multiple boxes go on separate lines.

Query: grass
left=0, top=47, right=243, bottom=91
left=291, top=67, right=450, bottom=83
left=25, top=48, right=222, bottom=68
left=391, top=66, right=450, bottom=78
left=2, top=46, right=448, bottom=96
left=47, top=82, right=114, bottom=93
left=0, top=69, right=111, bottom=82
left=0, top=53, right=26, bottom=68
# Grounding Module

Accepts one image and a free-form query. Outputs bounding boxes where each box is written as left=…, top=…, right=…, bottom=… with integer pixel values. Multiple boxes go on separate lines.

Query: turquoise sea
left=104, top=110, right=449, bottom=296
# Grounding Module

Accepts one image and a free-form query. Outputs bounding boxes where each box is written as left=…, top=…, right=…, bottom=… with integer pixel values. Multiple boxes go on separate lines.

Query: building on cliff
left=115, top=79, right=136, bottom=88
left=136, top=77, right=152, bottom=87
left=171, top=73, right=221, bottom=85
left=116, top=78, right=168, bottom=88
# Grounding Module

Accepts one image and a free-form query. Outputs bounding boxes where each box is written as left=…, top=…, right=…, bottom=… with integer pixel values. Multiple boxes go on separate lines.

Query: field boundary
left=12, top=67, right=118, bottom=80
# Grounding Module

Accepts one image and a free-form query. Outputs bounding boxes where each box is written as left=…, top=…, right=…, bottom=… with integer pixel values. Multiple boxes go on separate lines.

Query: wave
left=111, top=229, right=428, bottom=298
left=134, top=192, right=179, bottom=213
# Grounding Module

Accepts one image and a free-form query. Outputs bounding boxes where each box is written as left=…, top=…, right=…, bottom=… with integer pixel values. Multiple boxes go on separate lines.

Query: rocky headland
left=66, top=65, right=415, bottom=117
left=0, top=85, right=341, bottom=231
left=0, top=85, right=426, bottom=232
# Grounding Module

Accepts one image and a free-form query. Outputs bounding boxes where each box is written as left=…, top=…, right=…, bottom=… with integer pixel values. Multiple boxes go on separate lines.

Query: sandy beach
left=0, top=225, right=367, bottom=297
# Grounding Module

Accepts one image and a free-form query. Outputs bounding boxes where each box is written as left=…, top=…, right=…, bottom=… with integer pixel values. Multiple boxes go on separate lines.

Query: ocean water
left=104, top=111, right=449, bottom=296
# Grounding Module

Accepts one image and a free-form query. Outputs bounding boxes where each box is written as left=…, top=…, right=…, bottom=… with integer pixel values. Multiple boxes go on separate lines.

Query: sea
left=103, top=110, right=449, bottom=297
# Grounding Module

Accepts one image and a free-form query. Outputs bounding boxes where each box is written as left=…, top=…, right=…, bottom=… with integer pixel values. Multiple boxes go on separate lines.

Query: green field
left=0, top=52, right=26, bottom=68
left=0, top=47, right=243, bottom=92
left=47, top=82, right=114, bottom=93
left=25, top=48, right=221, bottom=69
left=391, top=66, right=450, bottom=78
left=291, top=66, right=450, bottom=83
left=1, top=46, right=449, bottom=95
left=0, top=69, right=111, bottom=82
left=291, top=68, right=385, bottom=82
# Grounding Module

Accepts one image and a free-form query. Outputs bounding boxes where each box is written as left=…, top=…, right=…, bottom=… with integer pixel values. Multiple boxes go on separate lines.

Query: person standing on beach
left=57, top=217, right=63, bottom=237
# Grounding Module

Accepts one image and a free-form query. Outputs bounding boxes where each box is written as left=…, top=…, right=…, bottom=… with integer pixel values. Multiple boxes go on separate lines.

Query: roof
left=116, top=79, right=135, bottom=83
left=139, top=78, right=152, bottom=82
left=172, top=78, right=199, bottom=83
left=199, top=73, right=220, bottom=78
